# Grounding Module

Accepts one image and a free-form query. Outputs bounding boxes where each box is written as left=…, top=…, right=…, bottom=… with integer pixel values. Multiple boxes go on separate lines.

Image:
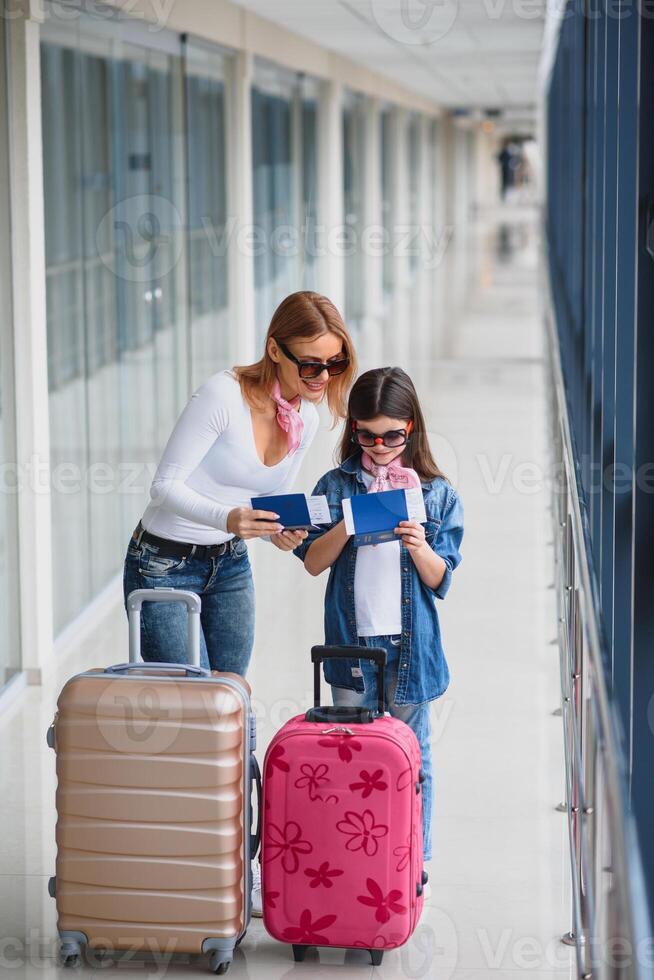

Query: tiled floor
left=0, top=201, right=575, bottom=978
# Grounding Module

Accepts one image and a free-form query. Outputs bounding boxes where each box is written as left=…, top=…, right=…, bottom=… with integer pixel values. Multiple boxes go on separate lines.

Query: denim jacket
left=294, top=452, right=464, bottom=704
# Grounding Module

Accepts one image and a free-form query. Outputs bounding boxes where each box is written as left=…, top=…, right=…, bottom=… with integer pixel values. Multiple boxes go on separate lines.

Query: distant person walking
left=497, top=141, right=516, bottom=199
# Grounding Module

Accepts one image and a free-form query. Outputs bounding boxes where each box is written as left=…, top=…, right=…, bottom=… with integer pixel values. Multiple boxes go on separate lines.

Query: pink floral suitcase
left=261, top=645, right=426, bottom=966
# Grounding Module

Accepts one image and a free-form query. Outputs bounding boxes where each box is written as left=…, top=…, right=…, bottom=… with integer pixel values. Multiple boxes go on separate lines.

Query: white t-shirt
left=354, top=469, right=402, bottom=637
left=141, top=370, right=319, bottom=545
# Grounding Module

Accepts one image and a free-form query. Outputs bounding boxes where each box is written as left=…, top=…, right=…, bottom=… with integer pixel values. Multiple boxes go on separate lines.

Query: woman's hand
left=394, top=520, right=427, bottom=552
left=226, top=507, right=283, bottom=539
left=270, top=529, right=309, bottom=552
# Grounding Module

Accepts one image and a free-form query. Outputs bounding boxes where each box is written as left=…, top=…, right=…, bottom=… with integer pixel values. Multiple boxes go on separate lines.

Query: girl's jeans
left=331, top=634, right=434, bottom=861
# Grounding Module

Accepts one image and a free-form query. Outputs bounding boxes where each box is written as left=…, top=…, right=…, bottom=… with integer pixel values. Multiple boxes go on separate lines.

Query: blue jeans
left=331, top=635, right=433, bottom=861
left=122, top=531, right=255, bottom=674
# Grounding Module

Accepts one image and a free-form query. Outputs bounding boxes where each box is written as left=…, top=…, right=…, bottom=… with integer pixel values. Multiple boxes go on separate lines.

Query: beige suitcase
left=46, top=588, right=261, bottom=975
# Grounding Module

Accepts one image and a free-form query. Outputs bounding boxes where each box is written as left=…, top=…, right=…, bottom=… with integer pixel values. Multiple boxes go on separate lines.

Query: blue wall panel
left=546, top=0, right=654, bottom=910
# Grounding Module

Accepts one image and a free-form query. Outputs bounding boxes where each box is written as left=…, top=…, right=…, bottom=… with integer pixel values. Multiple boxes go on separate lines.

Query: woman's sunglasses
left=351, top=421, right=414, bottom=448
left=279, top=342, right=350, bottom=380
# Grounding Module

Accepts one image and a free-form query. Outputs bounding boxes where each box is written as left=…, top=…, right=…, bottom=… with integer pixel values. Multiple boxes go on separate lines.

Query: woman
left=122, top=290, right=356, bottom=673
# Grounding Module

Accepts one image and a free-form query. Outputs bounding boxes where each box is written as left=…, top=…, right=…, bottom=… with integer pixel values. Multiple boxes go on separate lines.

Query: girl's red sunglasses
left=351, top=420, right=414, bottom=448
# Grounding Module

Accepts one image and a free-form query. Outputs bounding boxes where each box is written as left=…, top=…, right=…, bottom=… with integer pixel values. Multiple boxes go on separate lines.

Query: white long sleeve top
left=140, top=370, right=320, bottom=545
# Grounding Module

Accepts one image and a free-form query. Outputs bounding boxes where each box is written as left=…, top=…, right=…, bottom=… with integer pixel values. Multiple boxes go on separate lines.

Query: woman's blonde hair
left=233, top=291, right=357, bottom=421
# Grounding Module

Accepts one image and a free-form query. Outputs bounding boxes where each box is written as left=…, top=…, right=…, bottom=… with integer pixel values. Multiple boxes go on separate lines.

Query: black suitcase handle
left=306, top=645, right=387, bottom=723
left=250, top=754, right=262, bottom=858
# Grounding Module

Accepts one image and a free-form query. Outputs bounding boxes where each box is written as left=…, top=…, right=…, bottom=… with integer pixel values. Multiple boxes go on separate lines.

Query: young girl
left=294, top=366, right=464, bottom=872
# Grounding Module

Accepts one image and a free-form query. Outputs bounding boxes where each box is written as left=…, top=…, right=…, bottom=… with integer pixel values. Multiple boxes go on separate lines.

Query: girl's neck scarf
left=361, top=451, right=421, bottom=493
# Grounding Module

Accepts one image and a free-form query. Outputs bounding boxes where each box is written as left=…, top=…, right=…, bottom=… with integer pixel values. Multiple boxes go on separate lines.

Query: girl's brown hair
left=337, top=366, right=448, bottom=483
left=233, top=291, right=356, bottom=421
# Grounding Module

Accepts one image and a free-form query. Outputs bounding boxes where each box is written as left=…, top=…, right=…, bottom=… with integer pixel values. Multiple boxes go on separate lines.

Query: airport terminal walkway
left=0, top=201, right=575, bottom=979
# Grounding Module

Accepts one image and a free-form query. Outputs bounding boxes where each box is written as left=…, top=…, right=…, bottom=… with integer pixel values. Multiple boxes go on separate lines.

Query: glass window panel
left=299, top=79, right=319, bottom=291
left=407, top=113, right=421, bottom=276
left=380, top=106, right=394, bottom=299
left=143, top=47, right=187, bottom=449
left=343, top=90, right=366, bottom=332
left=184, top=40, right=231, bottom=386
left=251, top=59, right=305, bottom=339
left=430, top=118, right=441, bottom=231
left=41, top=36, right=93, bottom=630
left=79, top=47, right=123, bottom=596
left=41, top=13, right=188, bottom=634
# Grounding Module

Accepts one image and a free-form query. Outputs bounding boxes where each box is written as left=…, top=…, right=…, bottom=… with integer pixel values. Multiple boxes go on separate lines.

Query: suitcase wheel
left=291, top=944, right=382, bottom=966
left=59, top=936, right=84, bottom=967
left=208, top=951, right=231, bottom=975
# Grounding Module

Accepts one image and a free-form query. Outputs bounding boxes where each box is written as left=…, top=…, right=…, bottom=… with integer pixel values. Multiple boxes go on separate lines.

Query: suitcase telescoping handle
left=106, top=662, right=208, bottom=678
left=126, top=588, right=203, bottom=668
left=306, top=645, right=387, bottom=724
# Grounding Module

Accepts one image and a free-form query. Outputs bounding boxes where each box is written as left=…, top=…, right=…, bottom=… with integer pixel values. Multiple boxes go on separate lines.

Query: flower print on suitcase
left=294, top=763, right=339, bottom=803
left=335, top=809, right=389, bottom=856
left=349, top=767, right=389, bottom=798
left=263, top=821, right=312, bottom=874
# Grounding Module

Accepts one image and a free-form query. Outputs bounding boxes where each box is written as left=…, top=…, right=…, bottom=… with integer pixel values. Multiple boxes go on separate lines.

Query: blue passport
left=343, top=489, right=410, bottom=546
left=251, top=493, right=312, bottom=530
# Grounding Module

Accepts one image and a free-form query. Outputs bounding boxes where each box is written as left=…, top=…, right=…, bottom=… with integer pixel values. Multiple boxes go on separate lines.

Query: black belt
left=132, top=521, right=231, bottom=560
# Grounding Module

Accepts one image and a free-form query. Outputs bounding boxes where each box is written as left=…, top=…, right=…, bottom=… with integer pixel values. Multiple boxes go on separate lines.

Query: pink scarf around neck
left=271, top=379, right=304, bottom=455
left=361, top=450, right=421, bottom=493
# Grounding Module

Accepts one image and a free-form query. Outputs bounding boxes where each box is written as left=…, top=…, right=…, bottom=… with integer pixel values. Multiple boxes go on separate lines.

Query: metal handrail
left=544, top=261, right=654, bottom=979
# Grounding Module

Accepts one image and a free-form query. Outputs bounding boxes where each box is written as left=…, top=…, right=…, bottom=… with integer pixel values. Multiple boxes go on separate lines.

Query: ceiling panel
left=230, top=0, right=544, bottom=111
